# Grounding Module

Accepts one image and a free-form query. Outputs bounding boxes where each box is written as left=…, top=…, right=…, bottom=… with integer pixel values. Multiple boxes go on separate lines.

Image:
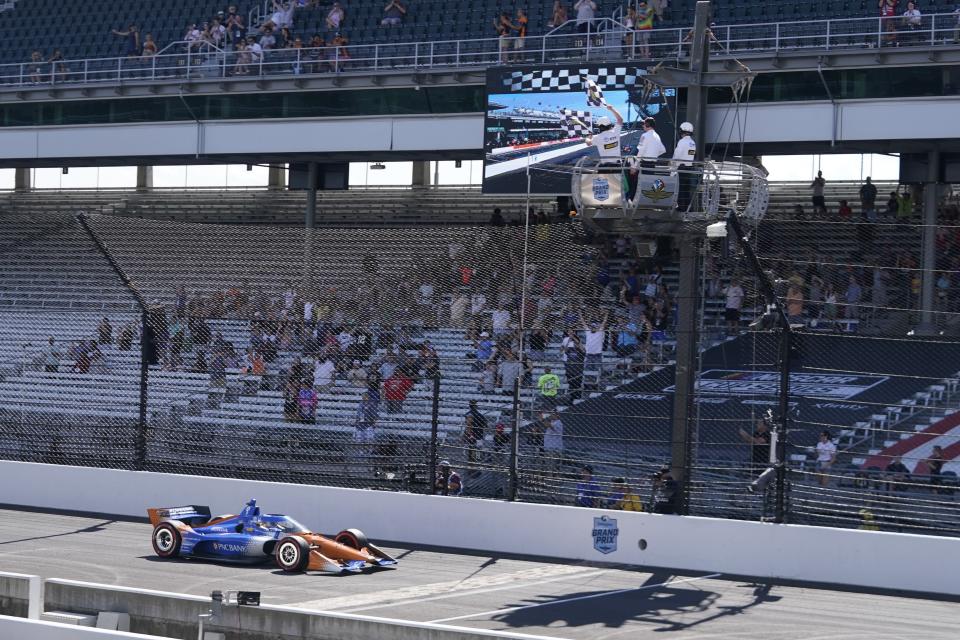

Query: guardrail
left=1, top=13, right=958, bottom=90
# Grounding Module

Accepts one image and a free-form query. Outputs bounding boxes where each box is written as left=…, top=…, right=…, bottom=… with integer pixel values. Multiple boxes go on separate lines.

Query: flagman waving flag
left=583, top=76, right=607, bottom=107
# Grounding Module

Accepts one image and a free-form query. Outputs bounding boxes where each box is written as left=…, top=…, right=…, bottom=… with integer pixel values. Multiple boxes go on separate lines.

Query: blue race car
left=147, top=499, right=397, bottom=573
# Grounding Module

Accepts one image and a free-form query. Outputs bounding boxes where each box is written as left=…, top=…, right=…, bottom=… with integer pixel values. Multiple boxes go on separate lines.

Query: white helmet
left=680, top=121, right=694, bottom=133
left=596, top=116, right=611, bottom=127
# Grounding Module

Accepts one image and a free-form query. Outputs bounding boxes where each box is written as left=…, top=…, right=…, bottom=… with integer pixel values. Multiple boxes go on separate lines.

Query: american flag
left=560, top=109, right=592, bottom=138
left=583, top=76, right=607, bottom=107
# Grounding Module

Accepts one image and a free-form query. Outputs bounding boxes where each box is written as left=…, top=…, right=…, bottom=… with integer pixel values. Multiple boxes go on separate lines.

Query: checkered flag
left=583, top=76, right=607, bottom=107
left=560, top=109, right=591, bottom=138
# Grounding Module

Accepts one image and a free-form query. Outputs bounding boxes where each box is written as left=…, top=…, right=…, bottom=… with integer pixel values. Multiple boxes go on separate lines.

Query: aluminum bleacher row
left=2, top=0, right=959, bottom=67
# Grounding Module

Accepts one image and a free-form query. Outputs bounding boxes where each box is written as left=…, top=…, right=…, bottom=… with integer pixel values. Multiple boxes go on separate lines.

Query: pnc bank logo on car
left=212, top=542, right=248, bottom=553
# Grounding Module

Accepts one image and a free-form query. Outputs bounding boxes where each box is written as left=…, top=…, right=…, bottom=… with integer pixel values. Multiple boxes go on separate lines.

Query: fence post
left=509, top=375, right=521, bottom=501
left=774, top=22, right=780, bottom=51
left=825, top=19, right=831, bottom=50
left=774, top=326, right=792, bottom=524
left=428, top=372, right=441, bottom=495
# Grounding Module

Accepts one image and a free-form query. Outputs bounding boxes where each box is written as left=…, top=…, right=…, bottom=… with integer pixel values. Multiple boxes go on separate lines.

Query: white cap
left=596, top=116, right=611, bottom=127
left=680, top=121, right=694, bottom=133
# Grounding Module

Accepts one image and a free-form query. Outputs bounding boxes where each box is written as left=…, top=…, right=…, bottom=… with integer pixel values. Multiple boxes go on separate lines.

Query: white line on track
left=426, top=573, right=723, bottom=624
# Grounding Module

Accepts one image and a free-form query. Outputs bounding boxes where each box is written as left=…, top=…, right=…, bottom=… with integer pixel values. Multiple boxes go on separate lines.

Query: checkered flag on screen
left=583, top=76, right=607, bottom=107
left=560, top=109, right=592, bottom=138
left=502, top=67, right=641, bottom=92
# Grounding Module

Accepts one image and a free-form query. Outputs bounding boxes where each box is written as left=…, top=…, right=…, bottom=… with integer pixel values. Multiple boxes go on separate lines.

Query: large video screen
left=483, top=65, right=676, bottom=195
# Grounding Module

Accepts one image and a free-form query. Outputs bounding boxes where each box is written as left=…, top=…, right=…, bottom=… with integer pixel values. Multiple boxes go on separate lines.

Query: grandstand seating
left=2, top=1, right=958, bottom=69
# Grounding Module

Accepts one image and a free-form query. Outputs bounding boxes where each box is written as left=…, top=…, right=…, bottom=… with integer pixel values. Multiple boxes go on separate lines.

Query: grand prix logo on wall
left=592, top=516, right=619, bottom=555
left=665, top=370, right=889, bottom=400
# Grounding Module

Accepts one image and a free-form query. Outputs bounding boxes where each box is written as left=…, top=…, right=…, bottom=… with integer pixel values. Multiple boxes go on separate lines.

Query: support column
left=916, top=149, right=940, bottom=334
left=268, top=164, right=286, bottom=191
left=14, top=167, right=31, bottom=192
left=670, top=235, right=700, bottom=515
left=305, top=162, right=318, bottom=229
left=687, top=1, right=712, bottom=162
left=411, top=161, right=431, bottom=187
left=135, top=166, right=153, bottom=193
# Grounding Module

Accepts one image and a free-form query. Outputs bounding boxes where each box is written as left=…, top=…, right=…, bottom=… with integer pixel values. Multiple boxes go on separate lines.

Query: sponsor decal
left=813, top=402, right=863, bottom=411
left=592, top=516, right=619, bottom=555
left=613, top=393, right=668, bottom=400
left=641, top=178, right=673, bottom=201
left=665, top=370, right=887, bottom=400
left=592, top=177, right=610, bottom=202
left=212, top=542, right=248, bottom=553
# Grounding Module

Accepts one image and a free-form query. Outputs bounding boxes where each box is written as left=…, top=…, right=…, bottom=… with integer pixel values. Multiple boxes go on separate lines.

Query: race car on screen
left=147, top=499, right=397, bottom=573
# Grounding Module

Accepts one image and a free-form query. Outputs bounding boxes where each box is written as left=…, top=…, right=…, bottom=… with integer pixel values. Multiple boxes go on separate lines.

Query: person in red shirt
left=383, top=369, right=414, bottom=413
left=838, top=200, right=853, bottom=218
left=879, top=0, right=898, bottom=46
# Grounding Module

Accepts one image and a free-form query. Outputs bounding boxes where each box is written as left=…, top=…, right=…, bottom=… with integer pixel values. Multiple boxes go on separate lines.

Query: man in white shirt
left=815, top=430, right=837, bottom=487
left=635, top=117, right=666, bottom=167
left=543, top=412, right=564, bottom=472
left=672, top=121, right=697, bottom=211
left=575, top=0, right=597, bottom=34
left=491, top=308, right=511, bottom=335
left=584, top=104, right=625, bottom=163
left=723, top=278, right=744, bottom=334
left=579, top=309, right=609, bottom=380
left=314, top=356, right=336, bottom=392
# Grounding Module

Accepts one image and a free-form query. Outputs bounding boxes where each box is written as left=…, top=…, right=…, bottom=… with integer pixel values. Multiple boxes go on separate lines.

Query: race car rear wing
left=147, top=505, right=212, bottom=527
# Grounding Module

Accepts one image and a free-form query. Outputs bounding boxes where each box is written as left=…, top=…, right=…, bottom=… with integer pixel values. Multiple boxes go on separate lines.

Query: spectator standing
left=543, top=412, right=564, bottom=469
left=722, top=278, right=744, bottom=334
left=635, top=1, right=654, bottom=58
left=436, top=460, right=463, bottom=496
left=513, top=9, right=529, bottom=59
left=326, top=2, right=345, bottom=33
left=141, top=34, right=158, bottom=57
left=838, top=200, right=852, bottom=218
left=576, top=465, right=601, bottom=507
left=580, top=310, right=609, bottom=374
left=313, top=355, right=336, bottom=392
left=355, top=391, right=379, bottom=441
left=653, top=466, right=679, bottom=514
left=739, top=416, right=771, bottom=472
left=383, top=369, right=414, bottom=413
left=880, top=0, right=899, bottom=46
left=623, top=6, right=637, bottom=58
left=474, top=331, right=496, bottom=370
left=382, top=0, right=406, bottom=26
left=297, top=380, right=318, bottom=422
left=112, top=24, right=141, bottom=57
left=548, top=0, right=568, bottom=28
left=815, top=430, right=837, bottom=487
left=98, top=317, right=113, bottom=345
left=40, top=337, right=60, bottom=373
left=859, top=176, right=878, bottom=217
left=574, top=0, right=597, bottom=35
left=925, top=445, right=945, bottom=492
left=902, top=2, right=922, bottom=43
left=561, top=329, right=584, bottom=399
left=809, top=170, right=827, bottom=215
left=845, top=276, right=862, bottom=320
left=885, top=455, right=910, bottom=491
left=536, top=366, right=561, bottom=408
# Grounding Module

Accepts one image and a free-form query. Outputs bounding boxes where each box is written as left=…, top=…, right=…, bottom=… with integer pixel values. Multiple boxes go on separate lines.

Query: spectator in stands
left=489, top=208, right=505, bottom=226
left=40, top=337, right=60, bottom=373
left=494, top=12, right=513, bottom=62
left=498, top=350, right=522, bottom=393
left=308, top=34, right=327, bottom=72
left=576, top=465, right=601, bottom=507
left=226, top=12, right=247, bottom=47
left=845, top=276, right=862, bottom=320
left=902, top=2, right=922, bottom=43
left=474, top=331, right=496, bottom=370
left=347, top=359, right=368, bottom=385
left=436, top=460, right=463, bottom=496
left=722, top=278, right=744, bottom=334
left=313, top=355, right=336, bottom=392
left=543, top=411, right=564, bottom=466
left=574, top=0, right=597, bottom=36
left=479, top=361, right=497, bottom=393
left=513, top=9, right=529, bottom=59
left=885, top=190, right=899, bottom=217
left=382, top=0, right=406, bottom=26
left=925, top=445, right=945, bottom=492
left=95, top=317, right=113, bottom=345
left=210, top=18, right=227, bottom=48
left=786, top=283, right=805, bottom=324
left=623, top=6, right=637, bottom=58
left=560, top=329, right=584, bottom=399
left=73, top=341, right=92, bottom=374
left=548, top=0, right=568, bottom=28
left=635, top=1, right=654, bottom=59
left=331, top=33, right=350, bottom=67
left=815, top=430, right=837, bottom=487
left=28, top=51, right=44, bottom=84
left=837, top=200, right=853, bottom=219
left=47, top=49, right=67, bottom=78
left=141, top=34, right=158, bottom=57
left=860, top=177, right=878, bottom=218
left=272, top=0, right=296, bottom=29
left=185, top=22, right=202, bottom=51
left=739, top=416, right=771, bottom=472
left=260, top=26, right=278, bottom=50
left=326, top=2, right=345, bottom=34
left=537, top=366, right=561, bottom=408
left=885, top=455, right=910, bottom=491
left=297, top=380, right=318, bottom=422
left=880, top=0, right=899, bottom=46
left=383, top=369, right=414, bottom=413
left=528, top=327, right=548, bottom=362
left=283, top=377, right=299, bottom=421
left=606, top=477, right=643, bottom=511
left=112, top=24, right=141, bottom=58
left=247, top=35, right=264, bottom=66
left=653, top=465, right=680, bottom=514
left=450, top=293, right=469, bottom=328
left=356, top=391, right=379, bottom=433
left=897, top=188, right=914, bottom=220
left=809, top=170, right=827, bottom=216
left=651, top=0, right=668, bottom=21
left=462, top=414, right=481, bottom=462
left=579, top=310, right=609, bottom=376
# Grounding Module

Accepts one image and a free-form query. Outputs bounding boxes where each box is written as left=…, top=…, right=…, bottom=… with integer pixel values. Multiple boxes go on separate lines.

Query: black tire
left=152, top=523, right=182, bottom=558
left=275, top=536, right=311, bottom=572
left=335, top=528, right=369, bottom=550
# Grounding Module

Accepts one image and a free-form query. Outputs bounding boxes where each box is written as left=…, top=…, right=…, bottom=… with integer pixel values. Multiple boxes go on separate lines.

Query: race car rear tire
left=335, top=528, right=369, bottom=550
left=275, top=536, right=311, bottom=572
left=152, top=523, right=182, bottom=559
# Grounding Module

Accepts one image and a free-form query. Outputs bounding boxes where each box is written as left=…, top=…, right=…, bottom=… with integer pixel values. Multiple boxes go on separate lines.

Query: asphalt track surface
left=0, top=508, right=956, bottom=639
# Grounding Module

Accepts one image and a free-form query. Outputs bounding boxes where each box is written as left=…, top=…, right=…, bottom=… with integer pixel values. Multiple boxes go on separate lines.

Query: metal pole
left=670, top=235, right=700, bottom=515
left=428, top=372, right=440, bottom=495
left=687, top=1, right=712, bottom=162
left=305, top=161, right=318, bottom=229
left=774, top=325, right=790, bottom=523
left=509, top=376, right=521, bottom=501
left=917, top=149, right=940, bottom=334
left=137, top=308, right=150, bottom=470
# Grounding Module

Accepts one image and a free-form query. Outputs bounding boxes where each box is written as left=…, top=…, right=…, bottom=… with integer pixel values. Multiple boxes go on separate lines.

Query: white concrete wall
left=1, top=461, right=957, bottom=596
left=0, top=615, right=173, bottom=639
left=0, top=114, right=483, bottom=161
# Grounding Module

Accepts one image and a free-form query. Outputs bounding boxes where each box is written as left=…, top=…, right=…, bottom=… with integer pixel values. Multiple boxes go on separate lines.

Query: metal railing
left=1, top=13, right=959, bottom=89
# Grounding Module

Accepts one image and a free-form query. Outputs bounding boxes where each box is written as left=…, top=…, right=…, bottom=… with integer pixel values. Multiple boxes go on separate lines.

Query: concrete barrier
left=42, top=579, right=566, bottom=640
left=0, top=614, right=173, bottom=639
left=0, top=460, right=958, bottom=596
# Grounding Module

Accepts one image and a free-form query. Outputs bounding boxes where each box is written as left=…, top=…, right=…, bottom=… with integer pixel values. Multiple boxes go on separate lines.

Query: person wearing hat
left=672, top=121, right=697, bottom=211
left=606, top=477, right=643, bottom=511
left=435, top=460, right=463, bottom=496
left=584, top=103, right=625, bottom=163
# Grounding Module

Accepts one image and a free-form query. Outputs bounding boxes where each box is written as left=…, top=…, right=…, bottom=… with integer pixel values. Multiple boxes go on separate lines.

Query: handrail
left=1, top=12, right=959, bottom=91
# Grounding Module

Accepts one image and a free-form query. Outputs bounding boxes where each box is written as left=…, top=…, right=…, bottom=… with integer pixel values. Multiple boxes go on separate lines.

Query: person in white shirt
left=579, top=309, right=609, bottom=380
left=491, top=308, right=511, bottom=335
left=723, top=278, right=745, bottom=334
left=635, top=117, right=666, bottom=167
left=313, top=356, right=336, bottom=391
left=584, top=103, right=625, bottom=163
left=672, top=121, right=698, bottom=211
left=543, top=412, right=564, bottom=472
left=574, top=0, right=597, bottom=35
left=815, top=430, right=837, bottom=487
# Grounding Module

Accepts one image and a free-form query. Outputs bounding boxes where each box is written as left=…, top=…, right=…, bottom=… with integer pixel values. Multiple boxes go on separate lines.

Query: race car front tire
left=335, top=528, right=369, bottom=551
left=152, top=523, right=182, bottom=559
left=275, top=536, right=311, bottom=572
